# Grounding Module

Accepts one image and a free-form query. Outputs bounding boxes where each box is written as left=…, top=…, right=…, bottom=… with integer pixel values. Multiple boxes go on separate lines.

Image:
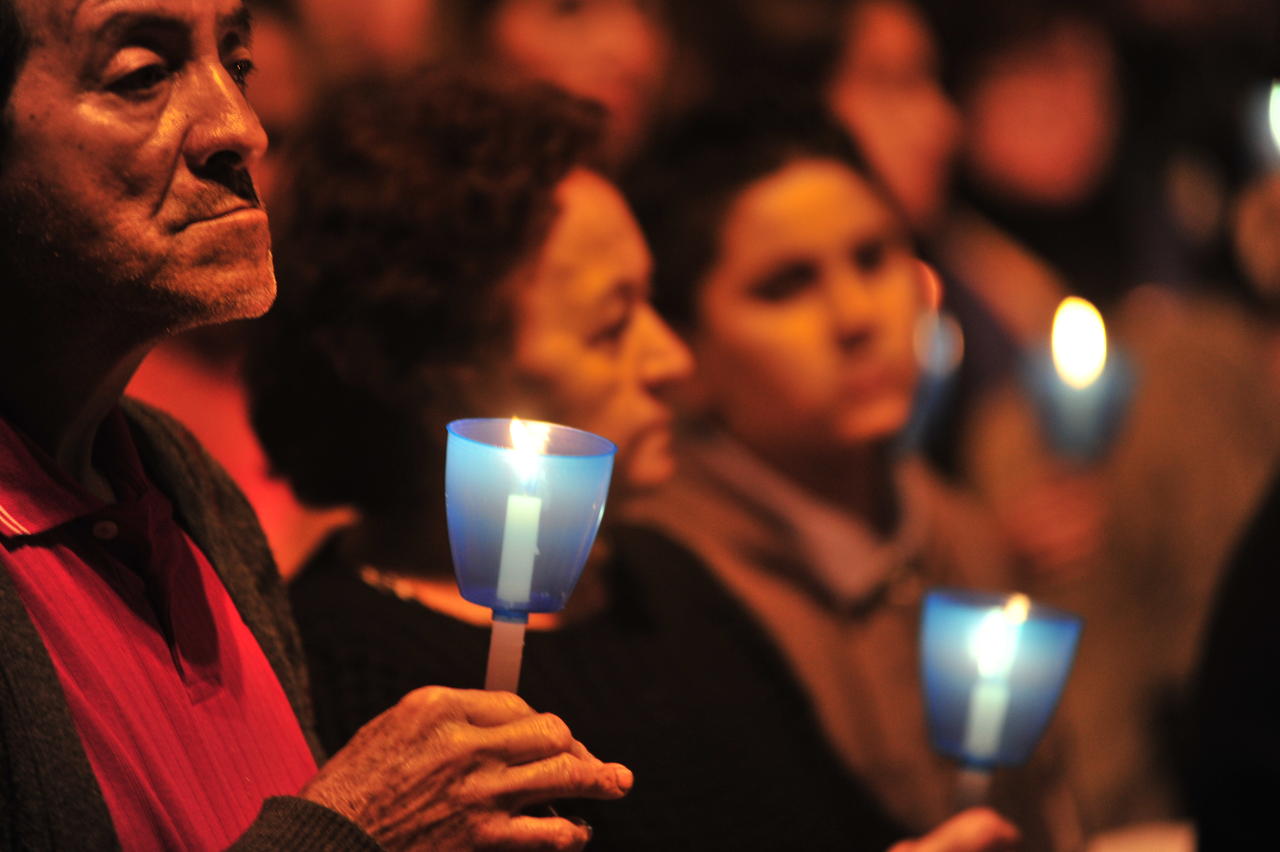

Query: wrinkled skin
left=303, top=687, right=632, bottom=851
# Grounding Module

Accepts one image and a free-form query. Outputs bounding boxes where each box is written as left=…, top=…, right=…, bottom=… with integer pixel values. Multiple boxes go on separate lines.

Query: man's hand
left=300, top=686, right=632, bottom=851
left=889, top=808, right=1021, bottom=852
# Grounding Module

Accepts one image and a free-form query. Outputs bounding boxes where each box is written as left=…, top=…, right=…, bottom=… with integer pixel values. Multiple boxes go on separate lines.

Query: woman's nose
left=637, top=304, right=694, bottom=387
left=826, top=272, right=878, bottom=349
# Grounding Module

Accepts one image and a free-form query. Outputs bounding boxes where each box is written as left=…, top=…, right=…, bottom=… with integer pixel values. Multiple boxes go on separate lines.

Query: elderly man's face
left=0, top=0, right=273, bottom=333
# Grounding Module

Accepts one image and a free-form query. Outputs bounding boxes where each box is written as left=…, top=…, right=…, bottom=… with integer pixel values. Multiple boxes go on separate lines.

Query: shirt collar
left=695, top=432, right=929, bottom=609
left=0, top=407, right=150, bottom=537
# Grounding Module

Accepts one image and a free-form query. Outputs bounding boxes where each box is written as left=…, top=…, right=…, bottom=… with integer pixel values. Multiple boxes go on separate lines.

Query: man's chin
left=154, top=260, right=277, bottom=335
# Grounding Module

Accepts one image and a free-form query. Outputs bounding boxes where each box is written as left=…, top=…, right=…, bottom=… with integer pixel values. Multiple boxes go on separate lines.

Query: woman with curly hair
left=250, top=67, right=1019, bottom=851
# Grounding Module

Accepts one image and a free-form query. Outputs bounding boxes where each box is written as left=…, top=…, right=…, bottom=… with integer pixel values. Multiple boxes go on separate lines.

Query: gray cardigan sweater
left=0, top=400, right=382, bottom=851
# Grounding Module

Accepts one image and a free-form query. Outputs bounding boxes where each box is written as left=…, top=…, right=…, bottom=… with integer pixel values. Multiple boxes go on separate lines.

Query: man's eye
left=227, top=58, right=256, bottom=90
left=109, top=63, right=172, bottom=95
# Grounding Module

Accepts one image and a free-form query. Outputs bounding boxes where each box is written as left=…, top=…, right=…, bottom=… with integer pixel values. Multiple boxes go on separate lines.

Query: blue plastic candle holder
left=920, top=588, right=1083, bottom=770
left=1020, top=346, right=1136, bottom=462
left=445, top=418, right=616, bottom=620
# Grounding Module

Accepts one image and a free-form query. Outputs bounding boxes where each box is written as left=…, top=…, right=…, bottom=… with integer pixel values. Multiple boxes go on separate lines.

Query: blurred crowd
left=124, top=0, right=1280, bottom=848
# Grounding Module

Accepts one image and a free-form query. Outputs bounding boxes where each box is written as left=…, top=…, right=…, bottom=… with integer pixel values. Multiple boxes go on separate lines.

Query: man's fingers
left=892, top=808, right=1021, bottom=852
left=455, top=688, right=539, bottom=727
left=471, top=713, right=580, bottom=765
left=472, top=815, right=592, bottom=852
left=397, top=686, right=536, bottom=728
left=566, top=736, right=597, bottom=762
left=485, top=752, right=634, bottom=808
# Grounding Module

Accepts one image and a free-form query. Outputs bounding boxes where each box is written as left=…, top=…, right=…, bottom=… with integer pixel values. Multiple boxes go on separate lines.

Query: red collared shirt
left=0, top=408, right=317, bottom=850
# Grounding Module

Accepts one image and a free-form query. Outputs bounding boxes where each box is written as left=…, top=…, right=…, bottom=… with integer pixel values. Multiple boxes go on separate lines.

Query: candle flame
left=1004, top=593, right=1030, bottom=624
left=970, top=593, right=1030, bottom=679
left=508, top=417, right=552, bottom=485
left=1269, top=81, right=1280, bottom=157
left=1051, top=296, right=1107, bottom=389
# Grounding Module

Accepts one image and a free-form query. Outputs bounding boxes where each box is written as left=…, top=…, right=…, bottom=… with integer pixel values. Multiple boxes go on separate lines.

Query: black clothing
left=1189, top=468, right=1280, bottom=849
left=291, top=524, right=907, bottom=851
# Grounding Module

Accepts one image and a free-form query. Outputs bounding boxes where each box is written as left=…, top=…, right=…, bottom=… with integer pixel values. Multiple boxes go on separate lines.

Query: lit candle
left=1268, top=81, right=1280, bottom=157
left=447, top=417, right=616, bottom=694
left=1051, top=296, right=1107, bottom=392
left=920, top=588, right=1083, bottom=810
left=963, top=594, right=1030, bottom=761
left=496, top=418, right=551, bottom=606
left=1024, top=295, right=1132, bottom=460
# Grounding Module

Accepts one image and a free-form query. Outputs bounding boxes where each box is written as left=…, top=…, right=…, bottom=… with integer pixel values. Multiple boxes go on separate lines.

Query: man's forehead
left=19, top=0, right=248, bottom=40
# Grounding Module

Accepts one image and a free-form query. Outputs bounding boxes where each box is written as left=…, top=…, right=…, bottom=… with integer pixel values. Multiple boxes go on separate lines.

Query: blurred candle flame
left=1269, top=81, right=1280, bottom=157
left=970, top=593, right=1030, bottom=678
left=1051, top=297, right=1107, bottom=390
left=508, top=417, right=551, bottom=485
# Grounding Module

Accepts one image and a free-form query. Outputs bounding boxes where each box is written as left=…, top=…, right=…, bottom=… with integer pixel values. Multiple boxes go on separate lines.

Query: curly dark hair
left=247, top=67, right=604, bottom=512
left=624, top=101, right=894, bottom=334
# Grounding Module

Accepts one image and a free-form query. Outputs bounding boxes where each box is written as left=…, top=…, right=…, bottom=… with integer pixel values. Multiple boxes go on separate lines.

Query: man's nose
left=183, top=60, right=269, bottom=178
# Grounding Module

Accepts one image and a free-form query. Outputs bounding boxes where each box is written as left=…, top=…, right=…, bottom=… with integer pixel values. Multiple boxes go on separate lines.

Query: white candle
left=497, top=493, right=542, bottom=604
left=964, top=679, right=1010, bottom=759
left=962, top=595, right=1030, bottom=762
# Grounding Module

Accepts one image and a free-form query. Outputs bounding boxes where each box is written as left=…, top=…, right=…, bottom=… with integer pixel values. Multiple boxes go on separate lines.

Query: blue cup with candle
left=920, top=588, right=1082, bottom=803
left=1022, top=296, right=1135, bottom=462
left=446, top=417, right=616, bottom=691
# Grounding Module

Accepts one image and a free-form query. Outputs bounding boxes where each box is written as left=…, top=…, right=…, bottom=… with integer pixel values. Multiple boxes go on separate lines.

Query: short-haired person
left=0, top=0, right=632, bottom=848
left=622, top=106, right=1083, bottom=850
left=251, top=66, right=1021, bottom=852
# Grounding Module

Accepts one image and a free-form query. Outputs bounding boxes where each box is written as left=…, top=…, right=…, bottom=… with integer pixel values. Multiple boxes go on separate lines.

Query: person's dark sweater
left=0, top=400, right=379, bottom=851
left=291, top=524, right=908, bottom=851
left=1189, top=467, right=1280, bottom=849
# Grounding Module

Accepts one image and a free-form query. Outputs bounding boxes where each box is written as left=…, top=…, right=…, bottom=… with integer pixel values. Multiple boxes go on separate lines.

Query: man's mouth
left=226, top=166, right=260, bottom=206
left=176, top=204, right=265, bottom=231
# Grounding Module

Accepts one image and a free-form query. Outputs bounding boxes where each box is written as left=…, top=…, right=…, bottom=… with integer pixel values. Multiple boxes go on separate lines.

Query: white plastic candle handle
left=484, top=617, right=527, bottom=693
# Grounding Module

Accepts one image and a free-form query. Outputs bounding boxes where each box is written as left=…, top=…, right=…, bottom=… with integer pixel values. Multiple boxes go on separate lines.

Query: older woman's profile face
left=692, top=158, right=924, bottom=456
left=502, top=169, right=692, bottom=491
left=487, top=0, right=670, bottom=164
